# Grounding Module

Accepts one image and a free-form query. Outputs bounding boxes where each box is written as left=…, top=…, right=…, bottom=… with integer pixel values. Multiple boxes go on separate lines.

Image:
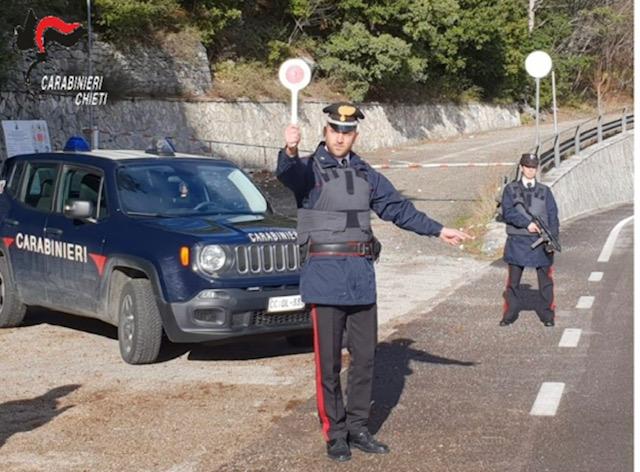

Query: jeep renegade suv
left=0, top=147, right=309, bottom=364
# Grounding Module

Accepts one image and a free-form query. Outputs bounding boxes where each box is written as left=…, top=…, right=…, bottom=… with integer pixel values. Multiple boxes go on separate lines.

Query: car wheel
left=0, top=257, right=27, bottom=328
left=286, top=333, right=313, bottom=348
left=118, top=279, right=163, bottom=364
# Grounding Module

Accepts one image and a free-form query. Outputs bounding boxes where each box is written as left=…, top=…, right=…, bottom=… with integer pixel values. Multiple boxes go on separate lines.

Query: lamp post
left=525, top=50, right=553, bottom=149
left=87, top=0, right=98, bottom=149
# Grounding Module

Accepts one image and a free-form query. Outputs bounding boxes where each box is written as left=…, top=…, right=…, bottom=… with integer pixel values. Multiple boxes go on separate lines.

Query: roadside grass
left=451, top=173, right=508, bottom=258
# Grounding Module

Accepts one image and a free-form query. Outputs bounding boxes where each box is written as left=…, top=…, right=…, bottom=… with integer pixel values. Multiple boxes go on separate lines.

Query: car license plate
left=267, top=295, right=304, bottom=313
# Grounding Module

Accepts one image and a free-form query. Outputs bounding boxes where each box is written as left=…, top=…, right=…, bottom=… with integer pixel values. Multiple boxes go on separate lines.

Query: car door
left=45, top=164, right=109, bottom=315
left=3, top=160, right=59, bottom=305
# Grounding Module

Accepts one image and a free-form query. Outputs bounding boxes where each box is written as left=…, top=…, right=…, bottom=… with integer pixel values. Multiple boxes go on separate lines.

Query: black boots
left=349, top=431, right=390, bottom=454
left=326, top=438, right=351, bottom=462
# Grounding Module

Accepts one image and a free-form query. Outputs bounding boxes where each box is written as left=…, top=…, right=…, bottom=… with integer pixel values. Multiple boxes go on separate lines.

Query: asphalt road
left=217, top=203, right=633, bottom=472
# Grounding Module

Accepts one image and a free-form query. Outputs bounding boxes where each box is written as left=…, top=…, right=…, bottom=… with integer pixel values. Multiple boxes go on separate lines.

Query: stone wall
left=3, top=31, right=211, bottom=98
left=0, top=95, right=520, bottom=169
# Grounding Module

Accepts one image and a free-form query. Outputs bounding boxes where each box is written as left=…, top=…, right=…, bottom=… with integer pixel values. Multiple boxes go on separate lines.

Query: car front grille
left=250, top=310, right=310, bottom=327
left=234, top=243, right=299, bottom=275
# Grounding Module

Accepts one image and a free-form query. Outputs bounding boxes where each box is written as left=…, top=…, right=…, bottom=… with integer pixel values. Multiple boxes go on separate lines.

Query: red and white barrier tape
left=371, top=162, right=514, bottom=169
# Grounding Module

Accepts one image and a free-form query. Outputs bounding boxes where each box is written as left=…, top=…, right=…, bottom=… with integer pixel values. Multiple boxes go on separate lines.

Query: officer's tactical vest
left=297, top=157, right=372, bottom=247
left=505, top=182, right=551, bottom=236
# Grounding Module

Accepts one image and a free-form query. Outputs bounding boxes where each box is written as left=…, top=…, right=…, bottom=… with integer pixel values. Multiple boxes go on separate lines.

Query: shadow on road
left=185, top=335, right=313, bottom=361
left=0, top=384, right=80, bottom=449
left=369, top=338, right=475, bottom=435
left=20, top=307, right=312, bottom=363
left=22, top=307, right=118, bottom=340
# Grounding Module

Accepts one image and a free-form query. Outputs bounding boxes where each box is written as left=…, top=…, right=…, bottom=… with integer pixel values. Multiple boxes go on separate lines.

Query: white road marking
left=530, top=382, right=566, bottom=416
left=559, top=329, right=582, bottom=347
left=576, top=296, right=595, bottom=309
left=588, top=272, right=604, bottom=282
left=597, top=215, right=633, bottom=262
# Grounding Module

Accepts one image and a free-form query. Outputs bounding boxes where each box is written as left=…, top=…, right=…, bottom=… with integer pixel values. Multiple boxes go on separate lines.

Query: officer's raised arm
left=276, top=124, right=313, bottom=206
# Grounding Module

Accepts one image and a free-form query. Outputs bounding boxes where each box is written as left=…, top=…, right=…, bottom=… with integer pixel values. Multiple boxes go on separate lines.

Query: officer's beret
left=322, top=102, right=364, bottom=132
left=519, top=153, right=539, bottom=168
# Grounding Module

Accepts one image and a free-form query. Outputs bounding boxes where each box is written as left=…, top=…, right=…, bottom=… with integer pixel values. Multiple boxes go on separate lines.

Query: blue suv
left=0, top=145, right=309, bottom=364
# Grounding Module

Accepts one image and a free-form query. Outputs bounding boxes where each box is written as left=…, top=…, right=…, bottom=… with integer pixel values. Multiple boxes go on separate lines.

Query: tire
left=286, top=333, right=313, bottom=348
left=118, top=279, right=163, bottom=364
left=0, top=257, right=27, bottom=328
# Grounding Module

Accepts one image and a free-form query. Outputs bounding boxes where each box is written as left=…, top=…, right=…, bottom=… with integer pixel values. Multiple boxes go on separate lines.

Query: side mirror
left=64, top=200, right=94, bottom=220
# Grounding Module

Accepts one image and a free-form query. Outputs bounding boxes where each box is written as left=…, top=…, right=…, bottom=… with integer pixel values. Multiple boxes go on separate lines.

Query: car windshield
left=116, top=161, right=268, bottom=217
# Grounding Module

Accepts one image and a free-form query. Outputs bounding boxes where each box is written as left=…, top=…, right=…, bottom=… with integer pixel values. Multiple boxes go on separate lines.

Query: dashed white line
left=559, top=329, right=582, bottom=348
left=576, top=296, right=595, bottom=309
left=598, top=215, right=633, bottom=262
left=530, top=382, right=566, bottom=416
left=588, top=272, right=604, bottom=282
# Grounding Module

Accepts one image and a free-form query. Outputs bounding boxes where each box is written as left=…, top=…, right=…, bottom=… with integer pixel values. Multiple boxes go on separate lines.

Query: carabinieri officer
left=277, top=102, right=470, bottom=462
left=500, top=153, right=560, bottom=327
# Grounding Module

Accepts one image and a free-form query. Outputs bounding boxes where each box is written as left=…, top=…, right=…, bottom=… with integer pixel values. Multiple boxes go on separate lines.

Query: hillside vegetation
left=1, top=0, right=632, bottom=107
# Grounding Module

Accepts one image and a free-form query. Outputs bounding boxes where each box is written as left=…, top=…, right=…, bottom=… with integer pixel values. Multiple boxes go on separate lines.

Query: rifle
left=514, top=202, right=561, bottom=253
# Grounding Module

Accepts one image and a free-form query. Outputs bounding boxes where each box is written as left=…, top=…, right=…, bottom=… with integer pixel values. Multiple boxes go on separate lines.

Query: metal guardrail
left=528, top=107, right=634, bottom=174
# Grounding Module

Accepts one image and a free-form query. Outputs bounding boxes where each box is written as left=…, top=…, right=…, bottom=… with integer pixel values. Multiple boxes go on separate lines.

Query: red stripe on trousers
left=548, top=267, right=556, bottom=311
left=311, top=305, right=331, bottom=441
left=502, top=271, right=511, bottom=316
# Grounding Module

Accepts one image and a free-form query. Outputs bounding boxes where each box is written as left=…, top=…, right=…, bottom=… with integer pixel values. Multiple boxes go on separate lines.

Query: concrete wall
left=543, top=131, right=634, bottom=222
left=482, top=130, right=634, bottom=254
left=0, top=96, right=520, bottom=169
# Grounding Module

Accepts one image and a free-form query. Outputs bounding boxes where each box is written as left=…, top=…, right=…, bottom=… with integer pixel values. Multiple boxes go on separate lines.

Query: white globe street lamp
left=525, top=50, right=557, bottom=147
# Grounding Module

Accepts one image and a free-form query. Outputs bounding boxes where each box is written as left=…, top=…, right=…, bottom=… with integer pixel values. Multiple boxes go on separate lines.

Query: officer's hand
left=527, top=222, right=541, bottom=233
left=439, top=227, right=472, bottom=246
left=284, top=124, right=301, bottom=157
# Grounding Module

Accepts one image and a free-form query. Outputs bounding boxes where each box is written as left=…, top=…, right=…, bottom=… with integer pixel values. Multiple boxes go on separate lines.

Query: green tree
left=318, top=22, right=412, bottom=100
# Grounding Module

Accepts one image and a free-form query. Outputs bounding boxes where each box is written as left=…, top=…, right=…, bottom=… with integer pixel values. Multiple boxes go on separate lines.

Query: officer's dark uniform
left=277, top=103, right=443, bottom=455
left=500, top=154, right=560, bottom=326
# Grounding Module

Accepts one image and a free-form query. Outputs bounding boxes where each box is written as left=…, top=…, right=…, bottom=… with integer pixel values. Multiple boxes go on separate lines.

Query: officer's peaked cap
left=323, top=102, right=364, bottom=132
left=520, top=153, right=539, bottom=167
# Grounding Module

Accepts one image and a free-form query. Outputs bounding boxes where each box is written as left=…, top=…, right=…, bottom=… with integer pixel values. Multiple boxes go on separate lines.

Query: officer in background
left=277, top=102, right=470, bottom=462
left=500, top=153, right=559, bottom=327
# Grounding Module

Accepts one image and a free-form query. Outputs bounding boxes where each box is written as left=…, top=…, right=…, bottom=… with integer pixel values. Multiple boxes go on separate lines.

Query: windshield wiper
left=125, top=211, right=175, bottom=218
left=198, top=211, right=265, bottom=216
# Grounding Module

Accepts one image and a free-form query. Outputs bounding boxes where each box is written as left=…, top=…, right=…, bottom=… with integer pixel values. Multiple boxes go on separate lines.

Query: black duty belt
left=309, top=241, right=373, bottom=257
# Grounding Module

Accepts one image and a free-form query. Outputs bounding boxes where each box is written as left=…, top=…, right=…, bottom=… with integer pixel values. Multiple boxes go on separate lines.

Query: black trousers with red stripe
left=503, top=264, right=555, bottom=323
left=311, top=304, right=377, bottom=442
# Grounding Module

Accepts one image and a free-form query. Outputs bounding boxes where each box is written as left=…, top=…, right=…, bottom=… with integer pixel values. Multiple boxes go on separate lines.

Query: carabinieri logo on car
left=247, top=231, right=297, bottom=243
left=15, top=232, right=88, bottom=263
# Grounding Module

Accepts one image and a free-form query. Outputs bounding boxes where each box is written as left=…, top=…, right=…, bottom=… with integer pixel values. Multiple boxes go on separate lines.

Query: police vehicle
left=0, top=138, right=309, bottom=364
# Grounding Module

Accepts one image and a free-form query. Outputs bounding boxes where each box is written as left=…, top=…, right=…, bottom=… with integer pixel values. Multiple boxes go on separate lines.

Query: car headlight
left=198, top=245, right=227, bottom=274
